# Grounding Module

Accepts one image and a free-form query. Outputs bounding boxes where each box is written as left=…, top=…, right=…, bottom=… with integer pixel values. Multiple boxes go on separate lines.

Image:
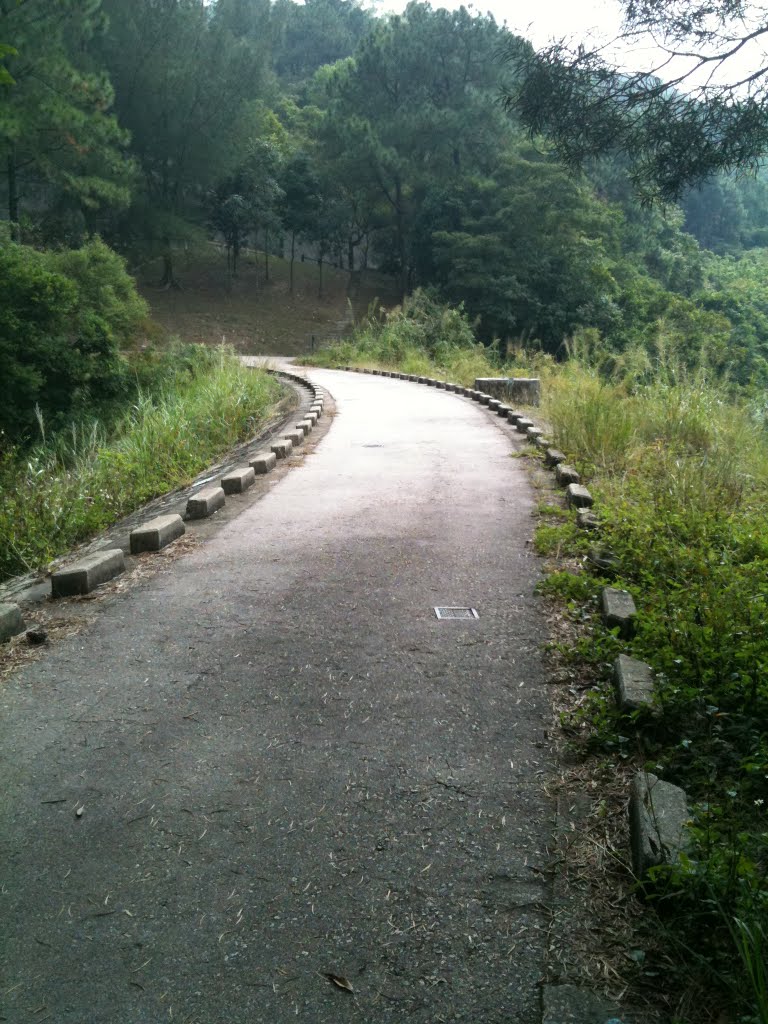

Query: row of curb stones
left=0, top=371, right=325, bottom=640
left=334, top=363, right=688, bottom=1023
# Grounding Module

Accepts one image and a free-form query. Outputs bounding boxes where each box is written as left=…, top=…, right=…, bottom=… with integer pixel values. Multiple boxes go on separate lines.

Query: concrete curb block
left=614, top=654, right=655, bottom=712
left=630, top=771, right=690, bottom=877
left=221, top=467, right=256, bottom=495
left=576, top=509, right=600, bottom=530
left=284, top=429, right=304, bottom=447
left=249, top=451, right=277, bottom=474
left=271, top=439, right=293, bottom=459
left=1, top=602, right=26, bottom=642
left=130, top=514, right=186, bottom=554
left=52, top=549, right=125, bottom=597
left=545, top=448, right=566, bottom=467
left=555, top=464, right=580, bottom=486
left=186, top=486, right=226, bottom=520
left=601, top=587, right=637, bottom=637
left=566, top=484, right=594, bottom=509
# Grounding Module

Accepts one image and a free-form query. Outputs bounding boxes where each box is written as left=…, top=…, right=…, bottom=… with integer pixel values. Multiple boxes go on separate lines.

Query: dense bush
left=0, top=238, right=148, bottom=445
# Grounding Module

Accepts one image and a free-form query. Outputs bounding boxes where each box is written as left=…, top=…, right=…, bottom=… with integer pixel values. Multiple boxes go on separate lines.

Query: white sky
left=370, top=0, right=768, bottom=89
left=371, top=0, right=625, bottom=48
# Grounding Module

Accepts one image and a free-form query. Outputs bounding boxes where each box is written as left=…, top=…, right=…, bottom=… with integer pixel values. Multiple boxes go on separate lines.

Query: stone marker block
left=630, top=771, right=689, bottom=877
left=427, top=379, right=437, bottom=387
left=614, top=654, right=655, bottom=712
left=576, top=508, right=600, bottom=530
left=186, top=487, right=225, bottom=520
left=508, top=377, right=541, bottom=407
left=186, top=486, right=225, bottom=519
left=284, top=429, right=304, bottom=446
left=435, top=381, right=446, bottom=389
left=497, top=403, right=511, bottom=417
left=602, top=587, right=637, bottom=637
left=566, top=483, right=594, bottom=508
left=506, top=409, right=522, bottom=424
left=478, top=394, right=491, bottom=405
left=545, top=448, right=567, bottom=467
left=52, top=549, right=125, bottom=597
left=542, top=984, right=619, bottom=1024
left=306, top=411, right=319, bottom=425
left=250, top=451, right=277, bottom=474
left=130, top=513, right=185, bottom=554
left=488, top=398, right=501, bottom=411
left=310, top=405, right=323, bottom=418
left=295, top=420, right=311, bottom=436
left=273, top=433, right=293, bottom=452
left=534, top=436, right=550, bottom=450
left=555, top=464, right=580, bottom=486
left=221, top=466, right=256, bottom=495
left=526, top=427, right=543, bottom=441
left=515, top=417, right=533, bottom=433
left=0, top=603, right=25, bottom=642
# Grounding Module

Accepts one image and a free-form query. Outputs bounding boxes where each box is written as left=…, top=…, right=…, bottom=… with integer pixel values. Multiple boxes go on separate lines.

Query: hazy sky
left=373, top=0, right=625, bottom=49
left=372, top=0, right=768, bottom=88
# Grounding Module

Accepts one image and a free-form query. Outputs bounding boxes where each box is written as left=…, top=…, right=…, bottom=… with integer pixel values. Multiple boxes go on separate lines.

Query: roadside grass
left=312, top=300, right=768, bottom=1022
left=539, top=366, right=768, bottom=1024
left=0, top=346, right=282, bottom=582
left=138, top=243, right=399, bottom=356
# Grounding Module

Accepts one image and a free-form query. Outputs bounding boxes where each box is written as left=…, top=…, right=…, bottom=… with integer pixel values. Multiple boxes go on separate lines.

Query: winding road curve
left=1, top=369, right=554, bottom=1023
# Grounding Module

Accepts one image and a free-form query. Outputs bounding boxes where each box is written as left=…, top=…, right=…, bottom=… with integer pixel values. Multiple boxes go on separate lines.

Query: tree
left=208, top=139, right=283, bottom=281
left=429, top=146, right=622, bottom=347
left=279, top=150, right=322, bottom=293
left=0, top=0, right=133, bottom=241
left=318, top=2, right=514, bottom=296
left=506, top=1, right=768, bottom=201
left=95, top=0, right=269, bottom=285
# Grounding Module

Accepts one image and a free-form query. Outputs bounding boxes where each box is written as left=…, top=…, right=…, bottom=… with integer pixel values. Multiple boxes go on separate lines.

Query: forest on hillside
left=4, top=0, right=768, bottom=443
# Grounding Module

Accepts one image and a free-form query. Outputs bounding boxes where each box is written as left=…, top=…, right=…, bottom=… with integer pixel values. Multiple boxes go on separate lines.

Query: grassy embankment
left=308, top=297, right=768, bottom=1024
left=0, top=346, right=282, bottom=582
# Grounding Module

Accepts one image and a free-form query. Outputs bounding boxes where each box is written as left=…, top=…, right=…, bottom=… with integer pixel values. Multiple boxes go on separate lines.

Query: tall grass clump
left=0, top=345, right=281, bottom=581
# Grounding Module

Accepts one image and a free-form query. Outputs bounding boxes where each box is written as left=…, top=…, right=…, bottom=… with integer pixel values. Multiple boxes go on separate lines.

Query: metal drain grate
left=434, top=607, right=479, bottom=620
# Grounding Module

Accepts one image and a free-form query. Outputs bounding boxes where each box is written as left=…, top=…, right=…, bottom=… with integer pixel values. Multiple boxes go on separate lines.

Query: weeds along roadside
left=0, top=344, right=282, bottom=582
left=310, top=303, right=767, bottom=1022
left=536, top=367, right=768, bottom=1024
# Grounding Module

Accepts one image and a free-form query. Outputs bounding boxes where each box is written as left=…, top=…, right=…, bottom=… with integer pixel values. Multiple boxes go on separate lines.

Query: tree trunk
left=159, top=237, right=181, bottom=290
left=289, top=232, right=295, bottom=295
left=265, top=229, right=270, bottom=283
left=348, top=238, right=355, bottom=271
left=7, top=150, right=19, bottom=241
left=395, top=178, right=406, bottom=301
left=318, top=252, right=324, bottom=298
left=232, top=236, right=240, bottom=277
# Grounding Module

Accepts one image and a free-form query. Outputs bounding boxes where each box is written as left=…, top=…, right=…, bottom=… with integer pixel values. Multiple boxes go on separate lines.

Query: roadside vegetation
left=310, top=301, right=768, bottom=1024
left=0, top=238, right=282, bottom=583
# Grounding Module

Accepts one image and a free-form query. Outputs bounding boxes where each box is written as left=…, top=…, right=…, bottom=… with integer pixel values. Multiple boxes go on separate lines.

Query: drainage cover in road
left=434, top=607, right=479, bottom=620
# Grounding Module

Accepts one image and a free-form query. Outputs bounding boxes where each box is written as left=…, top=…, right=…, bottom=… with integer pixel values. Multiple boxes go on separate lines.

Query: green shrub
left=0, top=239, right=148, bottom=445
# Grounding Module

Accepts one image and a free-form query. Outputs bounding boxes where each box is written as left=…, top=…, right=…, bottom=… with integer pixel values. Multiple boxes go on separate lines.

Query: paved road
left=1, top=370, right=554, bottom=1024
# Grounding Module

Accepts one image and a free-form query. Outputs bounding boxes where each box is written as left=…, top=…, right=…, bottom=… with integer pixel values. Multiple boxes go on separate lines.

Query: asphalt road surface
left=1, top=369, right=555, bottom=1024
